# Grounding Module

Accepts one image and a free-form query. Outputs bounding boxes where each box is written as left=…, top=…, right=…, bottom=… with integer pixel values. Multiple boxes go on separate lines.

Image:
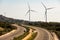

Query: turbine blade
left=31, top=10, right=37, bottom=12
left=41, top=2, right=46, bottom=9
left=25, top=10, right=29, bottom=16
left=27, top=2, right=30, bottom=9
left=47, top=7, right=54, bottom=10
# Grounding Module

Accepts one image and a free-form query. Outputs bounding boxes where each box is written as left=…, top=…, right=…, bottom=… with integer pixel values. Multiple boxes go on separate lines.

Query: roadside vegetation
left=0, top=22, right=17, bottom=36
left=13, top=26, right=30, bottom=40
left=27, top=32, right=37, bottom=40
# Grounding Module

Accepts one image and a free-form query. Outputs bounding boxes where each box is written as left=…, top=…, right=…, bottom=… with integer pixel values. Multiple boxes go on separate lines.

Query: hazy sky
left=0, top=0, right=60, bottom=22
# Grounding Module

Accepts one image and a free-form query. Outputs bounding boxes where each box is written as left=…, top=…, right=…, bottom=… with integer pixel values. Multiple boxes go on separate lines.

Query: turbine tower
left=41, top=2, right=53, bottom=22
left=25, top=3, right=36, bottom=21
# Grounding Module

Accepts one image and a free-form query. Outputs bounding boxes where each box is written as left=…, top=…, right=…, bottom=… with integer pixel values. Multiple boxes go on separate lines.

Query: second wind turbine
left=25, top=3, right=36, bottom=21
left=41, top=2, right=54, bottom=22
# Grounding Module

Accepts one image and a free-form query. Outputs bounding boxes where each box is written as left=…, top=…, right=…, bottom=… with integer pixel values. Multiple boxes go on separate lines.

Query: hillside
left=0, top=15, right=60, bottom=39
left=0, top=15, right=23, bottom=24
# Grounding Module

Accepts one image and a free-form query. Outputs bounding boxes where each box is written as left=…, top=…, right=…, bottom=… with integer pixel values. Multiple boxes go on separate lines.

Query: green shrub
left=0, top=22, right=17, bottom=36
left=27, top=32, right=37, bottom=40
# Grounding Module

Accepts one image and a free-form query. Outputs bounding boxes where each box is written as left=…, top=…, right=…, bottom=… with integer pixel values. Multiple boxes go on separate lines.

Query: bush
left=0, top=22, right=17, bottom=36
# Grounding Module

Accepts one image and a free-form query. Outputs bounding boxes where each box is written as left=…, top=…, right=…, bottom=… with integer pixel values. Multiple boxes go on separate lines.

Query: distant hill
left=0, top=15, right=23, bottom=24
left=0, top=15, right=60, bottom=26
left=0, top=15, right=35, bottom=25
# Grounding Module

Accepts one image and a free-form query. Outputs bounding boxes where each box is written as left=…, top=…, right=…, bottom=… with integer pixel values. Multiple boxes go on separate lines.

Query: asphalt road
left=33, top=27, right=53, bottom=40
left=0, top=24, right=25, bottom=40
left=25, top=25, right=53, bottom=40
left=0, top=24, right=58, bottom=40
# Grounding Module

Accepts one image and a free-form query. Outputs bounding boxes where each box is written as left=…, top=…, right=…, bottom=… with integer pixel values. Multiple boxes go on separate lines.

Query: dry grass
left=0, top=27, right=4, bottom=31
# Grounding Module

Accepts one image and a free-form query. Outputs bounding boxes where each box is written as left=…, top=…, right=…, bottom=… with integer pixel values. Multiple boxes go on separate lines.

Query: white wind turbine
left=41, top=2, right=54, bottom=22
left=25, top=3, right=37, bottom=21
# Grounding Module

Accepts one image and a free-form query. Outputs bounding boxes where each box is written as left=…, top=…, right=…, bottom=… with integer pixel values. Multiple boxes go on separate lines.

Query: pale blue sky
left=0, top=0, right=59, bottom=5
left=0, top=0, right=60, bottom=22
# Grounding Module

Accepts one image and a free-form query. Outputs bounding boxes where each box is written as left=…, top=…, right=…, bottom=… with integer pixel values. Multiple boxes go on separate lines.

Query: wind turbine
left=25, top=3, right=37, bottom=21
left=41, top=2, right=54, bottom=22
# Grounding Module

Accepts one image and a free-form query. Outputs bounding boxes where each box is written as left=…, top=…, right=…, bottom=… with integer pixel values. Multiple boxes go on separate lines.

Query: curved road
left=33, top=27, right=53, bottom=40
left=0, top=24, right=25, bottom=40
left=0, top=24, right=58, bottom=40
left=24, top=25, right=53, bottom=40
